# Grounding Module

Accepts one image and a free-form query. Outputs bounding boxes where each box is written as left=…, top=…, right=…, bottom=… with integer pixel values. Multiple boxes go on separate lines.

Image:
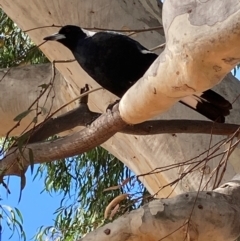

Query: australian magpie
left=44, top=25, right=232, bottom=123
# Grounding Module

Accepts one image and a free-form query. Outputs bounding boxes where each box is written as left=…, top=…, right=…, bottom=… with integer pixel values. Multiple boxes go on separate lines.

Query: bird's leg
left=106, top=99, right=120, bottom=112
left=79, top=84, right=90, bottom=105
left=79, top=84, right=101, bottom=125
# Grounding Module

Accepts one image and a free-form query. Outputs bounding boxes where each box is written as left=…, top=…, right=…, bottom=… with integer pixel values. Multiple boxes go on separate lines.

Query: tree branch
left=21, top=101, right=240, bottom=144
left=1, top=101, right=240, bottom=178
left=0, top=104, right=127, bottom=177
left=119, top=2, right=240, bottom=124
left=123, top=120, right=240, bottom=136
left=77, top=175, right=240, bottom=241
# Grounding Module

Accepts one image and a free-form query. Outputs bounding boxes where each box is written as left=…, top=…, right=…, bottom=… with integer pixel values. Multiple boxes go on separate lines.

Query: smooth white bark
left=78, top=175, right=240, bottom=241
left=120, top=1, right=240, bottom=123
left=0, top=64, right=76, bottom=136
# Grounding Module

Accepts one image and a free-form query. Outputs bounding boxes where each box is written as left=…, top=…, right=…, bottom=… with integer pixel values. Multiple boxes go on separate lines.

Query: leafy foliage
left=0, top=9, right=47, bottom=240
left=34, top=147, right=146, bottom=240
left=0, top=9, right=48, bottom=68
left=0, top=203, right=26, bottom=241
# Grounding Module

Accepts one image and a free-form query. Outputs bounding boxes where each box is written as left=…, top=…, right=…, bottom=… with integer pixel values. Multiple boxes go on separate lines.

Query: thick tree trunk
left=0, top=64, right=77, bottom=136
left=1, top=0, right=240, bottom=196
left=120, top=1, right=240, bottom=123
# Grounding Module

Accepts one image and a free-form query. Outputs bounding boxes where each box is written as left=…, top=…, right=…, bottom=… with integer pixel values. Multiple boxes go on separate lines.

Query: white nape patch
left=82, top=28, right=97, bottom=37
left=105, top=30, right=124, bottom=35
left=181, top=96, right=202, bottom=109
left=141, top=49, right=154, bottom=54
left=84, top=28, right=124, bottom=37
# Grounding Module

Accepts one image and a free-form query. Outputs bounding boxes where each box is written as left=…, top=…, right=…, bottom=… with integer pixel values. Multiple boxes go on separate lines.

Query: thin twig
left=24, top=25, right=163, bottom=33
left=149, top=43, right=165, bottom=51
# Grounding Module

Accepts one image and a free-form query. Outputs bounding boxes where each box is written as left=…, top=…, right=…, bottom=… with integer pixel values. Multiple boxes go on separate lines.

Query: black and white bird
left=44, top=25, right=232, bottom=123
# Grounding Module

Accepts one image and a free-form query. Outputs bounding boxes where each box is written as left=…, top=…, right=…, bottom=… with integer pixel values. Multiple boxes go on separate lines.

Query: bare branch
left=23, top=103, right=240, bottom=144
left=0, top=104, right=127, bottom=177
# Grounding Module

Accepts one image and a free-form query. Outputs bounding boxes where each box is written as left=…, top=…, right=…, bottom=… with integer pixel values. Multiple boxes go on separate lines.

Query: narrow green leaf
left=32, top=116, right=38, bottom=124
left=18, top=172, right=26, bottom=203
left=38, top=83, right=49, bottom=89
left=40, top=106, right=48, bottom=115
left=28, top=148, right=34, bottom=174
left=13, top=109, right=33, bottom=122
left=14, top=208, right=23, bottom=224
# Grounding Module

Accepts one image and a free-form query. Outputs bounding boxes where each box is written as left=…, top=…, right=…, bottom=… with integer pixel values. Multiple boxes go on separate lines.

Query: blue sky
left=1, top=167, right=63, bottom=241
left=232, top=68, right=240, bottom=80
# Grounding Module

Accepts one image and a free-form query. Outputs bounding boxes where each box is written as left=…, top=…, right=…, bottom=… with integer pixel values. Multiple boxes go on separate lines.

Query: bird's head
left=43, top=25, right=86, bottom=50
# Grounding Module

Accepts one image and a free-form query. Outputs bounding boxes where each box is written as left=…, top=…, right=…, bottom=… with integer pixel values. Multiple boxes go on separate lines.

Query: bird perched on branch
left=44, top=25, right=232, bottom=123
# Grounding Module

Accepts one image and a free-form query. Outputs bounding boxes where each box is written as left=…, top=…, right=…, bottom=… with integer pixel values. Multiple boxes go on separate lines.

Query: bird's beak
left=43, top=33, right=66, bottom=41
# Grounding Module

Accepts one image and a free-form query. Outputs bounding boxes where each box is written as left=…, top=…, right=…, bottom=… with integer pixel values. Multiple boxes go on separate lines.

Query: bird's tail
left=180, top=90, right=232, bottom=123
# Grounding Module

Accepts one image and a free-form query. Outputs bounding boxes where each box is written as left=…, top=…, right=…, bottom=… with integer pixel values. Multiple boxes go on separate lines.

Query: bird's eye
left=64, top=28, right=71, bottom=33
